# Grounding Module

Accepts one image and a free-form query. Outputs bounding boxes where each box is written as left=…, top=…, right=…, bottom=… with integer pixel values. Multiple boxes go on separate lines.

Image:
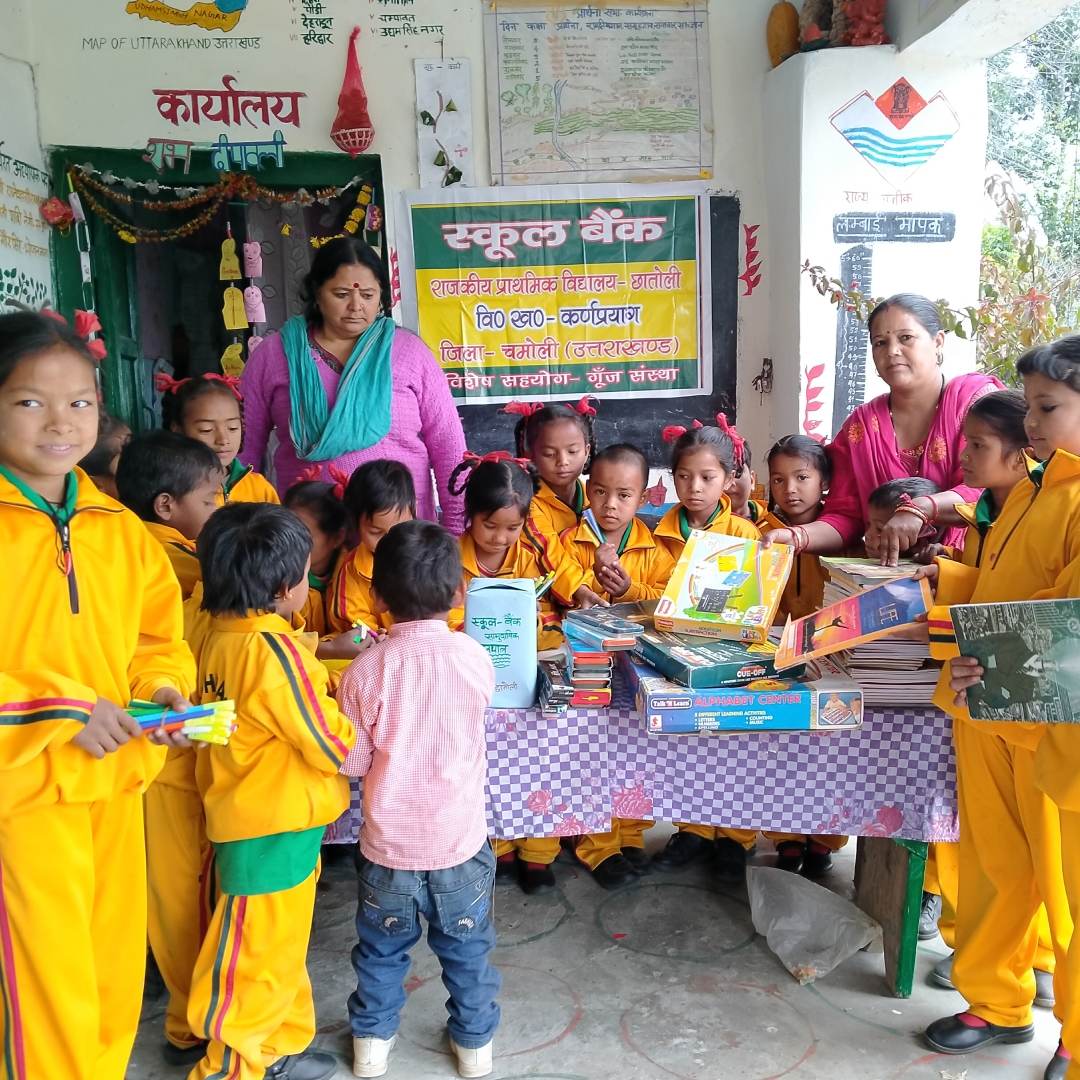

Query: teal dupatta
left=281, top=313, right=395, bottom=461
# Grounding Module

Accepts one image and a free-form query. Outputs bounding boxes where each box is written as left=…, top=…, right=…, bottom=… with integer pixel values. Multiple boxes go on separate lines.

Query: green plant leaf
left=420, top=110, right=436, bottom=126
left=445, top=99, right=458, bottom=112
left=433, top=149, right=448, bottom=166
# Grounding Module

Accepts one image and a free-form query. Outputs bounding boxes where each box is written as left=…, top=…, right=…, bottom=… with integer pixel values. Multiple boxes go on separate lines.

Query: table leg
left=853, top=837, right=928, bottom=998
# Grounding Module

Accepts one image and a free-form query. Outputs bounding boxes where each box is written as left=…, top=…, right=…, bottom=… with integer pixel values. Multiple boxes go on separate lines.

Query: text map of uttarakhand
left=485, top=5, right=713, bottom=185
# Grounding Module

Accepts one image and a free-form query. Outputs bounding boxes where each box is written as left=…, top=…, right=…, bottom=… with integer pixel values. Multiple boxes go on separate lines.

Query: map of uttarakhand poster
left=484, top=5, right=713, bottom=185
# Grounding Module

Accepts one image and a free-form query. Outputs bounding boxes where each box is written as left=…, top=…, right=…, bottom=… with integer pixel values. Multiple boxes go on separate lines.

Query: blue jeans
left=348, top=844, right=501, bottom=1049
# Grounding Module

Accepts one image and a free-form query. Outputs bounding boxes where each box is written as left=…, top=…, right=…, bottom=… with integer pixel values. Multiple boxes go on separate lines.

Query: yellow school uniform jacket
left=929, top=452, right=1080, bottom=755
left=220, top=460, right=280, bottom=505
left=300, top=550, right=344, bottom=638
left=450, top=533, right=561, bottom=647
left=0, top=467, right=194, bottom=816
left=755, top=508, right=829, bottom=622
left=561, top=516, right=674, bottom=603
left=527, top=479, right=588, bottom=604
left=327, top=544, right=393, bottom=635
left=195, top=611, right=354, bottom=842
left=146, top=521, right=201, bottom=600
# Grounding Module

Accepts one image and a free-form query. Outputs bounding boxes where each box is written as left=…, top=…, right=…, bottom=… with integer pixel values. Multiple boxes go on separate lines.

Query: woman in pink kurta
left=239, top=238, right=466, bottom=532
left=765, top=294, right=1001, bottom=563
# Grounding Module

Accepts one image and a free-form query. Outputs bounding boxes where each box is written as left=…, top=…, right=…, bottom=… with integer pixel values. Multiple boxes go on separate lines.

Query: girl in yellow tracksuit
left=328, top=459, right=416, bottom=636
left=447, top=452, right=571, bottom=895
left=560, top=444, right=673, bottom=889
left=157, top=371, right=279, bottom=506
left=114, top=428, right=226, bottom=1064
left=0, top=311, right=194, bottom=1080
left=922, top=341, right=1080, bottom=1080
left=187, top=502, right=355, bottom=1080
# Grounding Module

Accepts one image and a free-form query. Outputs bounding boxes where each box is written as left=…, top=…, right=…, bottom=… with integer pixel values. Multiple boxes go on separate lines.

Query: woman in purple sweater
left=239, top=237, right=466, bottom=532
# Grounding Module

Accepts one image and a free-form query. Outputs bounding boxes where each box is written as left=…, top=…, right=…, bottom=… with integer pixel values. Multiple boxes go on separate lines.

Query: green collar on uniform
left=224, top=458, right=250, bottom=496
left=677, top=503, right=721, bottom=542
left=973, top=489, right=998, bottom=534
left=1029, top=457, right=1048, bottom=487
left=0, top=465, right=76, bottom=525
left=570, top=482, right=584, bottom=516
left=614, top=521, right=633, bottom=555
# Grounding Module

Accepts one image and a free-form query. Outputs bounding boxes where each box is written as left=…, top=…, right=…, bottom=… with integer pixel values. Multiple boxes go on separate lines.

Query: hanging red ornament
left=40, top=196, right=75, bottom=231
left=330, top=26, right=375, bottom=157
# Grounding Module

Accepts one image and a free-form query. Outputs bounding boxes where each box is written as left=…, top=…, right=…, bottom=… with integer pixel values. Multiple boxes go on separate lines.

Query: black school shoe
left=621, top=846, right=651, bottom=875
left=775, top=841, right=805, bottom=873
left=495, top=852, right=518, bottom=883
left=518, top=860, right=556, bottom=895
left=919, top=890, right=943, bottom=940
left=801, top=842, right=834, bottom=878
left=265, top=1050, right=340, bottom=1079
left=650, top=830, right=711, bottom=871
left=713, top=837, right=750, bottom=881
left=924, top=1012, right=1034, bottom=1054
left=1045, top=1041, right=1071, bottom=1080
left=162, top=1040, right=209, bottom=1067
left=590, top=852, right=637, bottom=890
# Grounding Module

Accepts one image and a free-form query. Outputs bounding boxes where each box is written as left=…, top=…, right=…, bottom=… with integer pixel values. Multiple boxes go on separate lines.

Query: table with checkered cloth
left=324, top=691, right=958, bottom=845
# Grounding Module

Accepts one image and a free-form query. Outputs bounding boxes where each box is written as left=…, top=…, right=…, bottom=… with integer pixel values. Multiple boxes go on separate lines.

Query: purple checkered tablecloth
left=324, top=687, right=959, bottom=845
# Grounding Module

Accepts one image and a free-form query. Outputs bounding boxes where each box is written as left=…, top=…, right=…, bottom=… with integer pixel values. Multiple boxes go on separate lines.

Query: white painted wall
left=764, top=46, right=987, bottom=441
left=888, top=0, right=1073, bottom=57
left=0, top=0, right=35, bottom=64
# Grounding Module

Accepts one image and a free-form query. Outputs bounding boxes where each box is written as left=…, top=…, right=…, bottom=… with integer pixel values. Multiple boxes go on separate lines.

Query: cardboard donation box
left=465, top=578, right=537, bottom=708
left=622, top=654, right=864, bottom=734
left=654, top=532, right=793, bottom=644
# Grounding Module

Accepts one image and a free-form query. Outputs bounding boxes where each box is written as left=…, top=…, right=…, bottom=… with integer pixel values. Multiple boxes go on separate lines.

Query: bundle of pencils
left=127, top=699, right=236, bottom=745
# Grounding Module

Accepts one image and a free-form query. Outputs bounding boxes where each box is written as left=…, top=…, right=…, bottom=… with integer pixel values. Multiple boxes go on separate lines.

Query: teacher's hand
left=760, top=527, right=794, bottom=549
left=876, top=511, right=923, bottom=567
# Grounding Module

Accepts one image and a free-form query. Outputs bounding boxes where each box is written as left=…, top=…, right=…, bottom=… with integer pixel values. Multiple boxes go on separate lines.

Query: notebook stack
left=820, top=557, right=940, bottom=706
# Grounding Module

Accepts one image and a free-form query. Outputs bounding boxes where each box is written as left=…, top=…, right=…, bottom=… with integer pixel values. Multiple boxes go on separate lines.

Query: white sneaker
left=450, top=1038, right=493, bottom=1078
left=352, top=1034, right=396, bottom=1078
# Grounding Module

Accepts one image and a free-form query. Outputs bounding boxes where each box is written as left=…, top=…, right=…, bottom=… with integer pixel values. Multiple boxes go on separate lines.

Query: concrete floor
left=126, top=827, right=1061, bottom=1080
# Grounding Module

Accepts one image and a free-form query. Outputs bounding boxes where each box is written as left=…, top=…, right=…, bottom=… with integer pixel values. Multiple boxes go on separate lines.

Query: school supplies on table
left=654, top=532, right=793, bottom=644
left=465, top=577, right=538, bottom=707
left=128, top=699, right=236, bottom=745
left=633, top=627, right=786, bottom=689
left=534, top=570, right=556, bottom=599
left=564, top=607, right=646, bottom=650
left=774, top=576, right=933, bottom=672
left=820, top=556, right=919, bottom=596
left=622, top=653, right=863, bottom=734
left=951, top=598, right=1080, bottom=723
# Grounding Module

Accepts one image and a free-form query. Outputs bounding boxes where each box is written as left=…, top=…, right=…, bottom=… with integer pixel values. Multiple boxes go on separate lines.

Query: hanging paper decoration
left=219, top=236, right=242, bottom=280
left=330, top=27, right=375, bottom=156
left=248, top=333, right=265, bottom=354
left=40, top=196, right=75, bottom=232
left=243, top=284, right=266, bottom=323
left=364, top=204, right=383, bottom=232
left=242, top=240, right=263, bottom=277
left=220, top=342, right=245, bottom=378
left=222, top=286, right=248, bottom=330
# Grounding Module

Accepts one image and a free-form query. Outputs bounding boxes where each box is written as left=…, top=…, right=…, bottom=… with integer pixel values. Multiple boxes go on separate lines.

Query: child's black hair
left=160, top=373, right=243, bottom=432
left=867, top=476, right=940, bottom=511
left=197, top=503, right=312, bottom=617
left=766, top=434, right=832, bottom=487
left=590, top=443, right=649, bottom=487
left=283, top=480, right=348, bottom=539
left=372, top=519, right=462, bottom=620
left=510, top=401, right=597, bottom=468
left=966, top=389, right=1029, bottom=453
left=79, top=413, right=130, bottom=478
left=667, top=425, right=738, bottom=475
left=1017, top=334, right=1080, bottom=393
left=448, top=457, right=539, bottom=520
left=0, top=310, right=97, bottom=389
left=115, top=430, right=223, bottom=523
left=343, top=459, right=416, bottom=525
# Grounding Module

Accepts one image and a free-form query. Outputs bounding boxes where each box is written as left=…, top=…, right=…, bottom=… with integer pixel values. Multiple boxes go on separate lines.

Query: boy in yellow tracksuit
left=328, top=459, right=416, bottom=635
left=114, top=429, right=225, bottom=1065
left=560, top=444, right=672, bottom=889
left=187, top=502, right=355, bottom=1080
left=921, top=344, right=1080, bottom=1080
left=0, top=311, right=194, bottom=1080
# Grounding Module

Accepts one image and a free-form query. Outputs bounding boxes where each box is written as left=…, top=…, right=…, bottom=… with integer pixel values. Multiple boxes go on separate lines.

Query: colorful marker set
left=127, top=699, right=237, bottom=745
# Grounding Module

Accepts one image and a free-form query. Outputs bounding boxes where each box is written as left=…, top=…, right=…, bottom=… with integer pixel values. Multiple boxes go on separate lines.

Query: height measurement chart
left=484, top=4, right=713, bottom=185
left=397, top=183, right=711, bottom=404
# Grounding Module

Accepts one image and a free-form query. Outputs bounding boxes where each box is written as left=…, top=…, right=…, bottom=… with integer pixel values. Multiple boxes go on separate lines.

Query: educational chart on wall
left=484, top=4, right=713, bottom=185
left=415, top=59, right=475, bottom=188
left=397, top=182, right=711, bottom=404
left=0, top=56, right=52, bottom=311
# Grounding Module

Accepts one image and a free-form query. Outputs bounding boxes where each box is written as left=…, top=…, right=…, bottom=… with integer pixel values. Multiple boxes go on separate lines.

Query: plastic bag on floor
left=746, top=866, right=881, bottom=984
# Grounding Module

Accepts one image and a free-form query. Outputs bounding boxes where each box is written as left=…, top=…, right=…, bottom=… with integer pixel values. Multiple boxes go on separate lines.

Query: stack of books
left=819, top=557, right=940, bottom=707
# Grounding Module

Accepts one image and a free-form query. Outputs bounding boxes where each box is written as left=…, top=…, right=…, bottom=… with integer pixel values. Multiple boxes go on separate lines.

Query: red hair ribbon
left=461, top=450, right=533, bottom=471
left=660, top=419, right=703, bottom=444
left=297, top=464, right=323, bottom=483
left=203, top=373, right=243, bottom=400
left=154, top=372, right=191, bottom=395
left=501, top=401, right=543, bottom=418
left=572, top=395, right=597, bottom=417
left=715, top=412, right=746, bottom=469
left=40, top=307, right=107, bottom=361
left=327, top=465, right=351, bottom=501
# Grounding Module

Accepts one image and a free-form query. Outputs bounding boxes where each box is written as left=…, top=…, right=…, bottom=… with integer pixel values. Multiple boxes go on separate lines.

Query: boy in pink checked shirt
left=337, top=520, right=500, bottom=1080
